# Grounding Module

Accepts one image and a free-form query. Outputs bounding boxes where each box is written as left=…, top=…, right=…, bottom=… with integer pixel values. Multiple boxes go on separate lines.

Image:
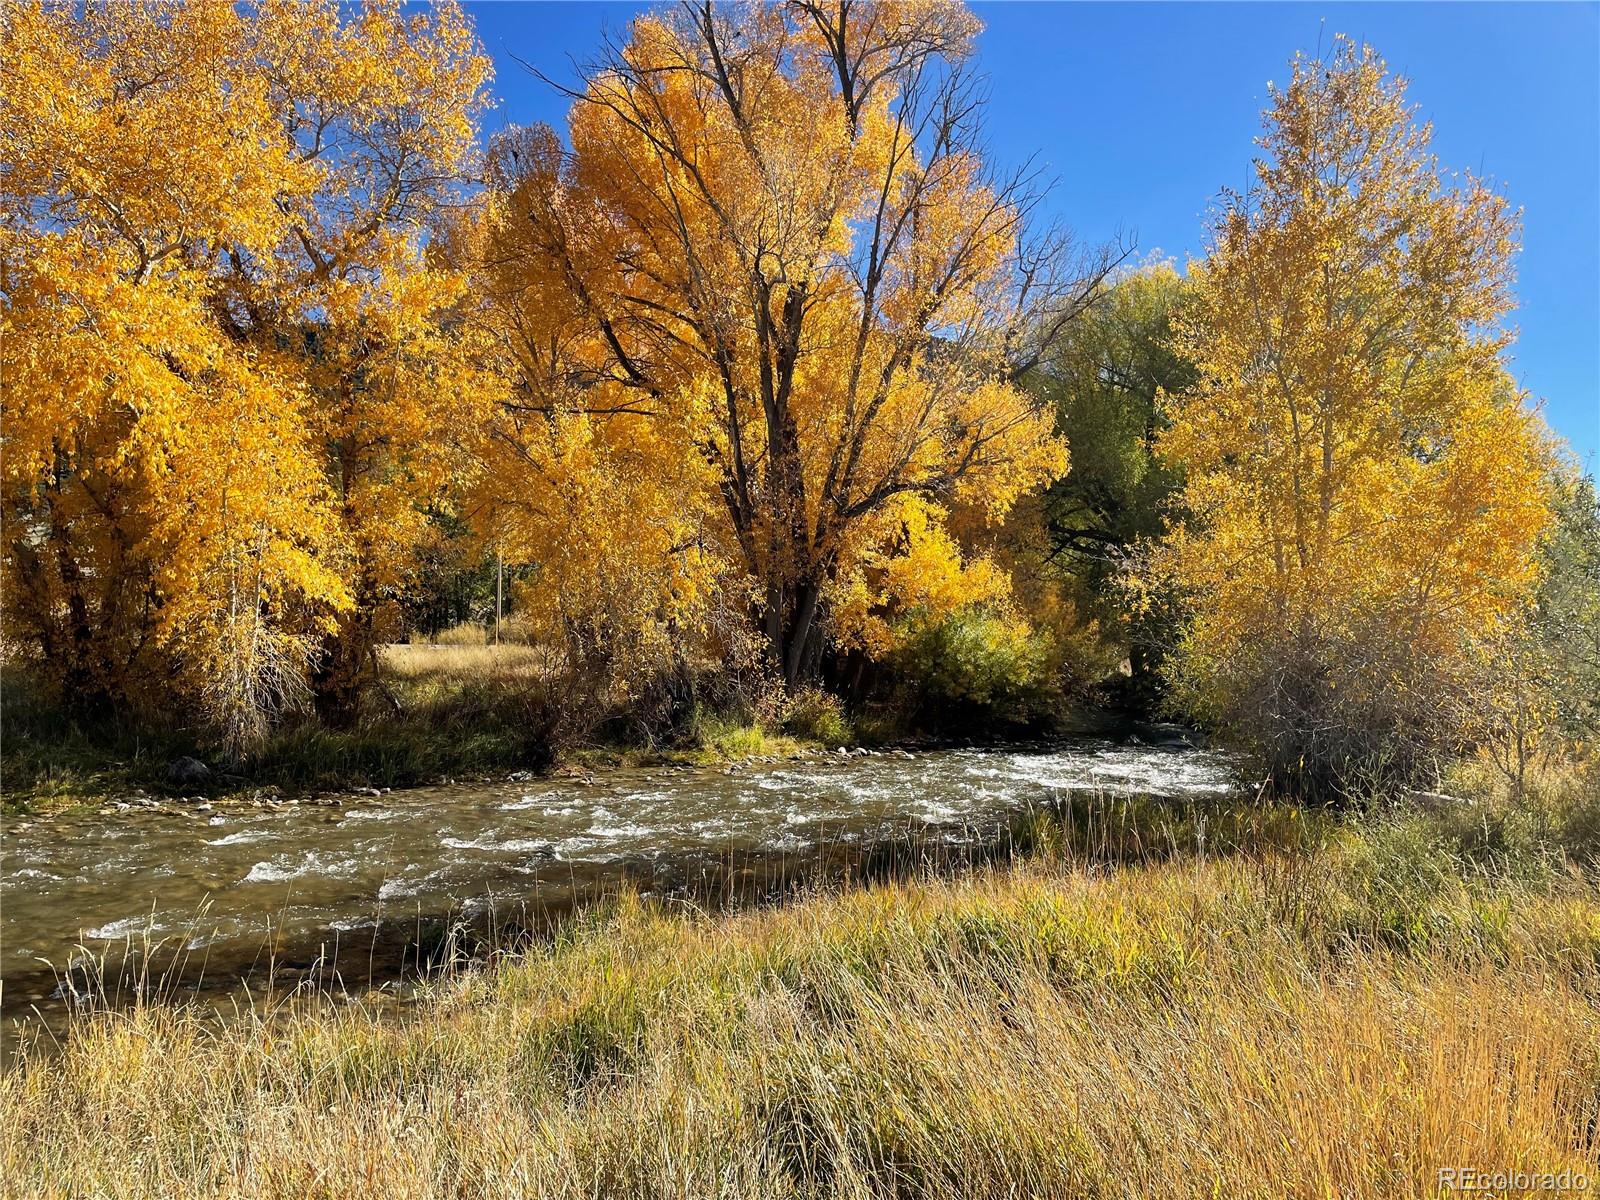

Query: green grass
left=686, top=709, right=810, bottom=762
left=0, top=667, right=558, bottom=814
left=0, top=661, right=865, bottom=813
left=0, top=673, right=194, bottom=813
left=5, top=784, right=1599, bottom=1198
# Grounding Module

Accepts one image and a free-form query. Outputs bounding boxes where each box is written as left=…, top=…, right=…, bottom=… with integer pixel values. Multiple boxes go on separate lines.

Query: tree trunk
left=764, top=575, right=828, bottom=691
left=782, top=581, right=820, bottom=688
left=311, top=584, right=379, bottom=726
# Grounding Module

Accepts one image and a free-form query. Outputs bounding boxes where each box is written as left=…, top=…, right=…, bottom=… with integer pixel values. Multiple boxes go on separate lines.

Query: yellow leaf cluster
left=1147, top=37, right=1552, bottom=737
left=470, top=1, right=1066, bottom=684
left=1, top=0, right=493, bottom=746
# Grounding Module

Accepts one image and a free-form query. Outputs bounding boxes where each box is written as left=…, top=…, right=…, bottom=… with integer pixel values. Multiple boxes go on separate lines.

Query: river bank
left=6, top=790, right=1598, bottom=1199
left=4, top=649, right=1154, bottom=817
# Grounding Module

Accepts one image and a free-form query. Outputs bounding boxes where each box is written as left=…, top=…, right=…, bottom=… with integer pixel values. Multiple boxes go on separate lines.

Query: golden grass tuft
left=378, top=640, right=550, bottom=683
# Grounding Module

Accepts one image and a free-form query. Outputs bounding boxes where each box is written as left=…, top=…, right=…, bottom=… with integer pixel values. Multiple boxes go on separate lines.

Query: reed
left=5, top=798, right=1598, bottom=1199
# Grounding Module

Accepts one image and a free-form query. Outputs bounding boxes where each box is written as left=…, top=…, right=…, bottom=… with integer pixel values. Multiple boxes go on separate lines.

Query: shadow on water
left=2, top=740, right=1274, bottom=1060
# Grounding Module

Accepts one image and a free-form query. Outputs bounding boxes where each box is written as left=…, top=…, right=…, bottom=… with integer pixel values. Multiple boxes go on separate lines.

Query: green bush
left=889, top=605, right=1055, bottom=727
left=781, top=688, right=853, bottom=747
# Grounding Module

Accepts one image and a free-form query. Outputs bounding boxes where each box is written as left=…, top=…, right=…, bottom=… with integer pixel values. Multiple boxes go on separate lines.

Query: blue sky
left=463, top=1, right=1600, bottom=466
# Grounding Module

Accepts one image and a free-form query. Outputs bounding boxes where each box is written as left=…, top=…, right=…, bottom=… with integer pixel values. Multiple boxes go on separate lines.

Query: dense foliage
left=466, top=1, right=1119, bottom=699
left=1, top=5, right=1580, bottom=791
left=1035, top=264, right=1193, bottom=693
left=1143, top=37, right=1554, bottom=795
left=1, top=0, right=495, bottom=751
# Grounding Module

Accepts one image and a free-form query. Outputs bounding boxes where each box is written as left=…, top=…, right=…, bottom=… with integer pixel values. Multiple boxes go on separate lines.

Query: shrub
left=889, top=605, right=1055, bottom=728
left=1173, top=618, right=1471, bottom=802
left=781, top=689, right=853, bottom=747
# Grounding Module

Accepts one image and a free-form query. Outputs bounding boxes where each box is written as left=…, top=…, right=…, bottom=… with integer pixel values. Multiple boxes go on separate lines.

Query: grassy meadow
left=6, top=767, right=1599, bottom=1198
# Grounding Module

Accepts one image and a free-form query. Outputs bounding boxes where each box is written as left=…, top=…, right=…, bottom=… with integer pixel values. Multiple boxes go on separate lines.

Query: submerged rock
left=1128, top=722, right=1204, bottom=750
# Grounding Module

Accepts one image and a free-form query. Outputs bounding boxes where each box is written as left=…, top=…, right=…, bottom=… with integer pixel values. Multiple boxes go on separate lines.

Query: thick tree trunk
left=782, top=581, right=820, bottom=687
left=47, top=501, right=115, bottom=711
left=311, top=582, right=380, bottom=726
left=763, top=575, right=827, bottom=691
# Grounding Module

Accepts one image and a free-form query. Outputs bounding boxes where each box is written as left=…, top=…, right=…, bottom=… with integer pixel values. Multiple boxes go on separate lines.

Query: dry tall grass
left=5, top=809, right=1599, bottom=1198
left=379, top=641, right=551, bottom=683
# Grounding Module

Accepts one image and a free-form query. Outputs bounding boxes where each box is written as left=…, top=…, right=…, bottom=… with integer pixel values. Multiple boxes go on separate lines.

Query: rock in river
left=166, top=756, right=212, bottom=787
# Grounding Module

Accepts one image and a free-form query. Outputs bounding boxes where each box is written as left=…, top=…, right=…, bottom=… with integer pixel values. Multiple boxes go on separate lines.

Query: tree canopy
left=1145, top=36, right=1553, bottom=791
left=0, top=6, right=1572, bottom=783
left=1, top=0, right=494, bottom=747
left=468, top=0, right=1118, bottom=689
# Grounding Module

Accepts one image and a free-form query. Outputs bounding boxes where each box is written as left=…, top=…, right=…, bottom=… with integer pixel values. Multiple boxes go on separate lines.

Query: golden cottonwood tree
left=1148, top=37, right=1552, bottom=791
left=472, top=1, right=1116, bottom=687
left=1, top=1, right=493, bottom=748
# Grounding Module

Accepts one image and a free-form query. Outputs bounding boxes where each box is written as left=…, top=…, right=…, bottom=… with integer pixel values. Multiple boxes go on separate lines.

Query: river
left=1, top=738, right=1237, bottom=1053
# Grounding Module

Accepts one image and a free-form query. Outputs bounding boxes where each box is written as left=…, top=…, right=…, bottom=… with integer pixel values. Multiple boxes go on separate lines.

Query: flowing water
left=2, top=739, right=1236, bottom=1051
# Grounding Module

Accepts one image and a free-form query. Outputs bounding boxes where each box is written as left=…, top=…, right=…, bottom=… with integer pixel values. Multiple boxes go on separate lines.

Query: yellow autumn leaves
left=468, top=0, right=1069, bottom=689
left=2, top=0, right=493, bottom=748
left=1145, top=37, right=1555, bottom=789
left=1, top=6, right=1561, bottom=775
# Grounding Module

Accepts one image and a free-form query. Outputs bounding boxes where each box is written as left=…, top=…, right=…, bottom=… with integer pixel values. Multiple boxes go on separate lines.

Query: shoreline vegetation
left=3, top=636, right=1163, bottom=818
left=5, top=777, right=1599, bottom=1198
left=5, top=0, right=1595, bottom=827
left=3, top=0, right=1598, bottom=1194
left=8, top=2, right=1591, bottom=816
left=0, top=649, right=1059, bottom=818
left=0, top=643, right=849, bottom=816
